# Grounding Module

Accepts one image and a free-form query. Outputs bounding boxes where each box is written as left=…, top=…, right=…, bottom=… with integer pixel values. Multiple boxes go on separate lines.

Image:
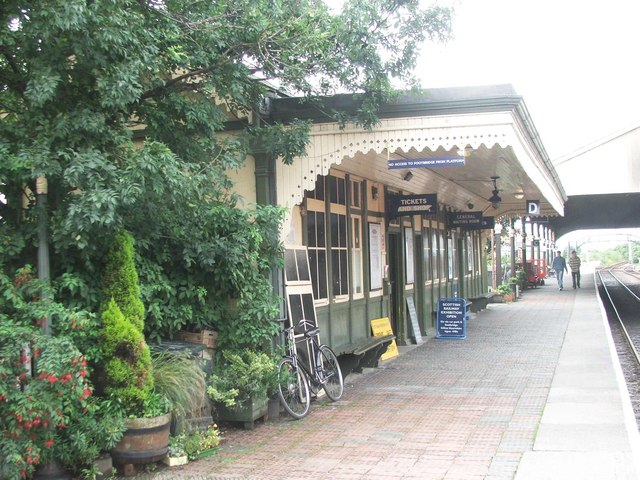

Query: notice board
left=436, top=298, right=467, bottom=339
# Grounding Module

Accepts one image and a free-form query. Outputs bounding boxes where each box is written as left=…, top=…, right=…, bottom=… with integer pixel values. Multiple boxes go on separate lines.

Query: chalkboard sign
left=406, top=297, right=423, bottom=345
left=436, top=298, right=467, bottom=339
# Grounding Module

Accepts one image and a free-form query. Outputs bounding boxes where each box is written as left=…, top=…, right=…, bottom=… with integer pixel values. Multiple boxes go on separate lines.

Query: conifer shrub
left=100, top=230, right=160, bottom=417
left=101, top=229, right=145, bottom=332
left=101, top=298, right=154, bottom=416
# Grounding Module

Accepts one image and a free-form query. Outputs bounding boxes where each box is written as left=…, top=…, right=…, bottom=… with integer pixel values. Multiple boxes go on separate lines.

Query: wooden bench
left=467, top=292, right=496, bottom=313
left=335, top=334, right=395, bottom=376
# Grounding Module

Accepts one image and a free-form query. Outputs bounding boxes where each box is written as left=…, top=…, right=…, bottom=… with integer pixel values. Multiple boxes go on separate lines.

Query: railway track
left=596, top=262, right=640, bottom=427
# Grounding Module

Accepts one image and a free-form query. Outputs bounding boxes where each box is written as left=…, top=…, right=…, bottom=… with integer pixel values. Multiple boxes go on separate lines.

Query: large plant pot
left=111, top=413, right=171, bottom=467
left=217, top=396, right=268, bottom=429
left=33, top=461, right=71, bottom=480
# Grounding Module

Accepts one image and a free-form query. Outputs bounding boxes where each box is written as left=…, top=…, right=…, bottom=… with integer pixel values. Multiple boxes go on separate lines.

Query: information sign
left=406, top=297, right=423, bottom=345
left=436, top=298, right=467, bottom=339
left=370, top=317, right=399, bottom=360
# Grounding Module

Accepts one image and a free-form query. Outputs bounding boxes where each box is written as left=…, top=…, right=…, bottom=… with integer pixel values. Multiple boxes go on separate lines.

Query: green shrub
left=207, top=349, right=278, bottom=408
left=101, top=230, right=145, bottom=332
left=101, top=299, right=154, bottom=417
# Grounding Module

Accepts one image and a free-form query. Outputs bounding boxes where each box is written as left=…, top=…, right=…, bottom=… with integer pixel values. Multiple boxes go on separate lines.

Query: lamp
left=513, top=192, right=525, bottom=200
left=403, top=171, right=413, bottom=182
left=488, top=176, right=501, bottom=209
left=371, top=186, right=379, bottom=199
left=467, top=202, right=474, bottom=210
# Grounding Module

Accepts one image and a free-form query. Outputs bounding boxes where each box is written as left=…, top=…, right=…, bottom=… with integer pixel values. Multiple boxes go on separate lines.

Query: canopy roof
left=269, top=84, right=566, bottom=219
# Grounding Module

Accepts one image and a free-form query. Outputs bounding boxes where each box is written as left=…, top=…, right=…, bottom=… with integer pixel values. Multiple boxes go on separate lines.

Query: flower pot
left=33, top=461, right=72, bottom=480
left=111, top=413, right=171, bottom=467
left=93, top=453, right=113, bottom=478
left=216, top=396, right=268, bottom=429
left=267, top=397, right=281, bottom=421
left=162, top=455, right=188, bottom=467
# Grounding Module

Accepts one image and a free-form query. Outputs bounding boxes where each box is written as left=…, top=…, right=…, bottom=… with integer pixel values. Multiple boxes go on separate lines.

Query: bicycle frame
left=283, top=319, right=323, bottom=387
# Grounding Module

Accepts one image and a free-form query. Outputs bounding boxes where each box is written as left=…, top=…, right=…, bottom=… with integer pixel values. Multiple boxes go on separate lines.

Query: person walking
left=551, top=250, right=568, bottom=290
left=569, top=250, right=581, bottom=289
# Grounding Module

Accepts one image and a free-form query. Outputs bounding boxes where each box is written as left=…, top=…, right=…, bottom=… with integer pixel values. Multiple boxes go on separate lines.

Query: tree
left=0, top=0, right=452, bottom=339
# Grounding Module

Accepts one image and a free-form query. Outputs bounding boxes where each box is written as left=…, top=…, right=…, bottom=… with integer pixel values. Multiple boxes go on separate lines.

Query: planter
left=111, top=413, right=171, bottom=468
left=267, top=397, right=281, bottom=421
left=93, top=453, right=113, bottom=478
left=216, top=396, right=268, bottom=430
left=33, top=461, right=72, bottom=480
left=162, top=455, right=188, bottom=467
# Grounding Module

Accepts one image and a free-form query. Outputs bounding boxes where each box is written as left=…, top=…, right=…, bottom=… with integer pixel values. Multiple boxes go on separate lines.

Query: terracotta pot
left=111, top=413, right=171, bottom=466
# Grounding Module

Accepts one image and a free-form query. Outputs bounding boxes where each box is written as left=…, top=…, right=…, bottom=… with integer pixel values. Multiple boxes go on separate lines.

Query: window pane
left=296, top=249, right=310, bottom=281
left=329, top=176, right=337, bottom=204
left=285, top=250, right=299, bottom=282
left=331, top=213, right=339, bottom=247
left=317, top=251, right=327, bottom=299
left=337, top=177, right=346, bottom=205
left=307, top=212, right=317, bottom=247
left=316, top=212, right=325, bottom=247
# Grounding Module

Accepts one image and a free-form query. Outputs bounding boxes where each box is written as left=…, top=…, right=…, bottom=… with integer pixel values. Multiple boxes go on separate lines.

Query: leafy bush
left=100, top=299, right=155, bottom=417
left=151, top=350, right=207, bottom=418
left=100, top=230, right=161, bottom=418
left=207, top=349, right=278, bottom=408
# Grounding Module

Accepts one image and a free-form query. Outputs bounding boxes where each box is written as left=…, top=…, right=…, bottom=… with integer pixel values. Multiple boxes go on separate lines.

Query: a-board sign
left=406, top=297, right=423, bottom=345
left=370, top=317, right=399, bottom=360
left=436, top=298, right=467, bottom=339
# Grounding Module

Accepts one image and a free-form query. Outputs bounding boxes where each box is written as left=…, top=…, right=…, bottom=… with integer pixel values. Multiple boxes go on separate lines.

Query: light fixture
left=371, top=186, right=379, bottom=199
left=467, top=202, right=474, bottom=210
left=488, top=176, right=502, bottom=209
left=513, top=192, right=525, bottom=200
left=403, top=171, right=413, bottom=182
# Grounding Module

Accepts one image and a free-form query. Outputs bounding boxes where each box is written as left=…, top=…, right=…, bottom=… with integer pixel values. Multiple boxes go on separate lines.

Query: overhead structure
left=269, top=84, right=567, bottom=224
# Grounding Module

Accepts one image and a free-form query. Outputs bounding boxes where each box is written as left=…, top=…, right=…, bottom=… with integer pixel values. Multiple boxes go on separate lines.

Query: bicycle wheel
left=277, top=357, right=311, bottom=419
left=319, top=345, right=344, bottom=401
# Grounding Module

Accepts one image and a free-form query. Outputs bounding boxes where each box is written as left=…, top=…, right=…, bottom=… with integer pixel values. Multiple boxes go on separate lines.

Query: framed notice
left=404, top=227, right=414, bottom=284
left=369, top=222, right=383, bottom=290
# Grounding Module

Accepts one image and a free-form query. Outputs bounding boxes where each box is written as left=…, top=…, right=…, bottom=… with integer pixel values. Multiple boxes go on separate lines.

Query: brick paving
left=134, top=285, right=585, bottom=479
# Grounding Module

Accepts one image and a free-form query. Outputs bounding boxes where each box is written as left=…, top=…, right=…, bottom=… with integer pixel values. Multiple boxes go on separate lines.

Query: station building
left=228, top=84, right=567, bottom=367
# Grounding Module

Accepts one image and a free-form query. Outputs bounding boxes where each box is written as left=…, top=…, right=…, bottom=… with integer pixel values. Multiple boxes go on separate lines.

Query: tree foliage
left=0, top=0, right=452, bottom=340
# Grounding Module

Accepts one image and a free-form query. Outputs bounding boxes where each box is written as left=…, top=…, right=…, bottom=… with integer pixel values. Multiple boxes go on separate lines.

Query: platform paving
left=137, top=270, right=640, bottom=479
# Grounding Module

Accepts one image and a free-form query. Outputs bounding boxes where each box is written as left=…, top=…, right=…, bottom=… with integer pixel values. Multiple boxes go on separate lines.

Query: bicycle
left=277, top=319, right=344, bottom=419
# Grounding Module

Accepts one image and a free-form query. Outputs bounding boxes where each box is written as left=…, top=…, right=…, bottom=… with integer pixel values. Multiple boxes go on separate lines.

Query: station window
left=307, top=210, right=328, bottom=301
left=352, top=217, right=363, bottom=295
left=304, top=173, right=353, bottom=302
left=331, top=212, right=349, bottom=297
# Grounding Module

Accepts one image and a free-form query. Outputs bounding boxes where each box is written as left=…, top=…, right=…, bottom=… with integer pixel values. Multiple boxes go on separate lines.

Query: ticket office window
left=305, top=174, right=351, bottom=302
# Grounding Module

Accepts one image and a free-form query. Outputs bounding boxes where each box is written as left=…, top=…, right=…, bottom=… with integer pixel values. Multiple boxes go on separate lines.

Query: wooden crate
left=176, top=330, right=217, bottom=348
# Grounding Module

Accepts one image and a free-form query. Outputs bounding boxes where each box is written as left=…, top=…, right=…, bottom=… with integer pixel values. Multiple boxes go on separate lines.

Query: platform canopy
left=270, top=84, right=566, bottom=220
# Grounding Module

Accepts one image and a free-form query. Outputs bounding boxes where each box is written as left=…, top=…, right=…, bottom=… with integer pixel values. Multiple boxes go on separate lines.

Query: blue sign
left=436, top=298, right=467, bottom=339
left=482, top=216, right=495, bottom=229
left=388, top=193, right=437, bottom=218
left=388, top=156, right=465, bottom=169
left=447, top=211, right=483, bottom=229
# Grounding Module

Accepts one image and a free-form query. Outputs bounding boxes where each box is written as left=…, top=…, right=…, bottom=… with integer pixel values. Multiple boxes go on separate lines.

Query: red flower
left=48, top=375, right=58, bottom=383
left=80, top=370, right=87, bottom=377
left=45, top=438, right=54, bottom=448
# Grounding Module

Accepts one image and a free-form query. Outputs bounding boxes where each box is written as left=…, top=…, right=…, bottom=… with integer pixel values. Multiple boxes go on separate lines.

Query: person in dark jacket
left=551, top=250, right=568, bottom=290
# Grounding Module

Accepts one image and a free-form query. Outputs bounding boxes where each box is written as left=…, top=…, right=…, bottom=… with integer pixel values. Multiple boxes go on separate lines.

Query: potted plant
left=182, top=424, right=222, bottom=460
left=99, top=230, right=172, bottom=471
left=151, top=349, right=208, bottom=434
left=207, top=349, right=278, bottom=429
left=163, top=434, right=188, bottom=467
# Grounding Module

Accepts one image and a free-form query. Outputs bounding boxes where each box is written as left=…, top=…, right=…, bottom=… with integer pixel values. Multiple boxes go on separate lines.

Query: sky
left=416, top=0, right=640, bottom=161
